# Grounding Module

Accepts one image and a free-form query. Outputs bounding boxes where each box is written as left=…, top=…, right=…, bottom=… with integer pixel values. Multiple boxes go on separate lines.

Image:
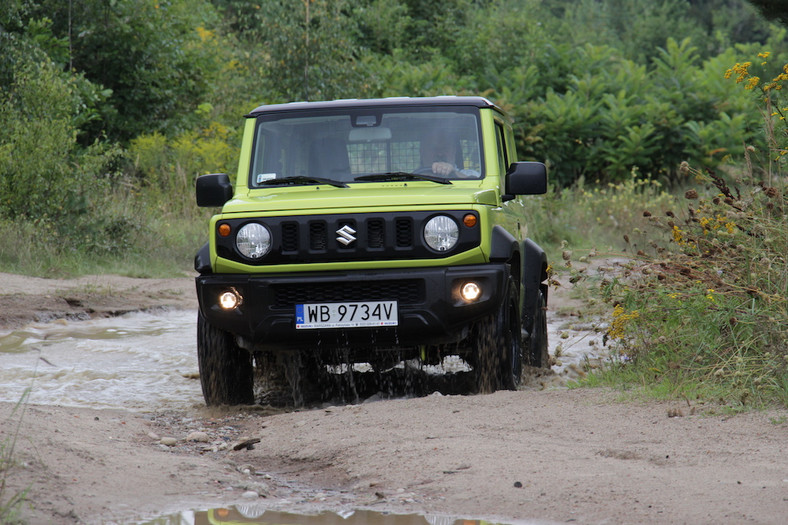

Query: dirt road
left=1, top=273, right=787, bottom=524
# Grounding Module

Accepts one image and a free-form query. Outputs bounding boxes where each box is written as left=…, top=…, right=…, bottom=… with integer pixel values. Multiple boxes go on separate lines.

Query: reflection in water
left=0, top=310, right=203, bottom=411
left=144, top=507, right=515, bottom=525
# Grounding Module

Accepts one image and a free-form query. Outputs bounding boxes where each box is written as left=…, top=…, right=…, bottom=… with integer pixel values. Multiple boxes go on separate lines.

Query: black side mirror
left=196, top=173, right=233, bottom=207
left=504, top=162, right=547, bottom=197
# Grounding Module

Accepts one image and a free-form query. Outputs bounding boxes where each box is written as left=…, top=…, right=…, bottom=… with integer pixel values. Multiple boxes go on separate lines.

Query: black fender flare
left=489, top=225, right=519, bottom=262
left=522, top=238, right=547, bottom=335
left=194, top=242, right=212, bottom=274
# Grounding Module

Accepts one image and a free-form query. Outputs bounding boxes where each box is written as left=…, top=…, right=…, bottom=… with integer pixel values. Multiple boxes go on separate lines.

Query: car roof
left=245, top=96, right=502, bottom=117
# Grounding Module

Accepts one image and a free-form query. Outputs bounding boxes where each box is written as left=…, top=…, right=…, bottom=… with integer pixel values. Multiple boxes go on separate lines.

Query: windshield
left=249, top=107, right=483, bottom=187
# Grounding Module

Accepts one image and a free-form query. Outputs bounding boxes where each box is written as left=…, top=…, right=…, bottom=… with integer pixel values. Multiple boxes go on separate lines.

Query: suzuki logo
left=336, top=225, right=357, bottom=246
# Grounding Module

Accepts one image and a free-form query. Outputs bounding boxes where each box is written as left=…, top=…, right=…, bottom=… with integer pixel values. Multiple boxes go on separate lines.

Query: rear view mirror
left=505, top=162, right=547, bottom=195
left=196, top=173, right=233, bottom=207
left=349, top=127, right=392, bottom=142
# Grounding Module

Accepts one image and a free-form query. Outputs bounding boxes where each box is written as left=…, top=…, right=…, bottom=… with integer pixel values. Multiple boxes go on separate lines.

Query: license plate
left=295, top=301, right=398, bottom=329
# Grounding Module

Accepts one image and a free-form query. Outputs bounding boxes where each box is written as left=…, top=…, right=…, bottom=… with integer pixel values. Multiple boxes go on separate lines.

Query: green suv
left=194, top=96, right=549, bottom=405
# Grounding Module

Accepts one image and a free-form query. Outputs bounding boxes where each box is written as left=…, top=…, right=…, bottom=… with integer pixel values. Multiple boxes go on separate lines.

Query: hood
left=221, top=183, right=499, bottom=214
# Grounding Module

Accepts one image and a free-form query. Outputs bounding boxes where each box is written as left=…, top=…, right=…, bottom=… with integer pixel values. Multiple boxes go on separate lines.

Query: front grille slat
left=272, top=280, right=424, bottom=308
left=395, top=218, right=413, bottom=247
left=309, top=221, right=327, bottom=250
left=281, top=222, right=298, bottom=252
left=367, top=218, right=384, bottom=248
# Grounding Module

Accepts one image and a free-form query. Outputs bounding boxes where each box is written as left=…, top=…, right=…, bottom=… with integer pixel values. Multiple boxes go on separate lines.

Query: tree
left=747, top=0, right=788, bottom=26
left=25, top=0, right=224, bottom=143
left=213, top=0, right=364, bottom=103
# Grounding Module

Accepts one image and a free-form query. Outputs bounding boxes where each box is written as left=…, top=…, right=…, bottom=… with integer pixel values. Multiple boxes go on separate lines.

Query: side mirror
left=504, top=162, right=547, bottom=196
left=196, top=173, right=233, bottom=207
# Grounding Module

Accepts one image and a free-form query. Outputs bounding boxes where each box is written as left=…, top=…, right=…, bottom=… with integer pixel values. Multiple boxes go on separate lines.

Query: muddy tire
left=473, top=276, right=521, bottom=393
left=197, top=312, right=254, bottom=406
left=526, top=291, right=549, bottom=368
left=500, top=278, right=524, bottom=390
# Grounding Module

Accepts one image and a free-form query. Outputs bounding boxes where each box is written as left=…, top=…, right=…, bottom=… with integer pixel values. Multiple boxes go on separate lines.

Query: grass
left=582, top=163, right=787, bottom=409
left=0, top=390, right=30, bottom=524
left=0, top=186, right=210, bottom=278
left=527, top=171, right=677, bottom=262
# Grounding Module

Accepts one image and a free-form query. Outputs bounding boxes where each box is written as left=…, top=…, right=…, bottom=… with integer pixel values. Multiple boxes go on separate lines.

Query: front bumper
left=195, top=264, right=508, bottom=351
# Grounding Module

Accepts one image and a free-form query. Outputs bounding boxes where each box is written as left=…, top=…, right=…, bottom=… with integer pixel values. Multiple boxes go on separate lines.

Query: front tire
left=473, top=275, right=521, bottom=393
left=197, top=312, right=254, bottom=406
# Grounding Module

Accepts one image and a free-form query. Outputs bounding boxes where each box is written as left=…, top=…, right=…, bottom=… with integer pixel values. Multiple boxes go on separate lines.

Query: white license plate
left=295, top=301, right=398, bottom=329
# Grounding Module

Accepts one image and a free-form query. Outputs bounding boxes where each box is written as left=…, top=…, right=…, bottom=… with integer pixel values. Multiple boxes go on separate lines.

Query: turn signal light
left=463, top=214, right=477, bottom=227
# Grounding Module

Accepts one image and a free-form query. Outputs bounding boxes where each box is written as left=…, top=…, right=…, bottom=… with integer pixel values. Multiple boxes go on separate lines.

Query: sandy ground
left=1, top=272, right=787, bottom=524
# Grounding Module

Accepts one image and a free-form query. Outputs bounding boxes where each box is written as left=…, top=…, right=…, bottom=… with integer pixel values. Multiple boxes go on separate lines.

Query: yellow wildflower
left=672, top=225, right=686, bottom=245
left=608, top=305, right=640, bottom=340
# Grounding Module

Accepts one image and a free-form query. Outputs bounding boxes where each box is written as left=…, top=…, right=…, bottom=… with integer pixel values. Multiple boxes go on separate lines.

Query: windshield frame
left=247, top=104, right=485, bottom=188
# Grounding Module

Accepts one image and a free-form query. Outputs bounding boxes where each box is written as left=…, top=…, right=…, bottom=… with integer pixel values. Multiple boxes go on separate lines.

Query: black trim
left=246, top=96, right=499, bottom=117
left=522, top=238, right=547, bottom=334
left=489, top=225, right=518, bottom=262
left=214, top=211, right=480, bottom=266
left=195, top=264, right=508, bottom=352
left=194, top=242, right=211, bottom=274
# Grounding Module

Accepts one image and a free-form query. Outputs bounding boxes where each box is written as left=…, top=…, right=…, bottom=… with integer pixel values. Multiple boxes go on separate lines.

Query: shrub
left=597, top=51, right=788, bottom=408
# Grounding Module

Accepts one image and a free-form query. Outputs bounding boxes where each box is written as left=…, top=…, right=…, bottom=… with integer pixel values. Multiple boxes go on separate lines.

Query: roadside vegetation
left=0, top=0, right=786, bottom=407
left=0, top=391, right=30, bottom=524
left=569, top=53, right=787, bottom=409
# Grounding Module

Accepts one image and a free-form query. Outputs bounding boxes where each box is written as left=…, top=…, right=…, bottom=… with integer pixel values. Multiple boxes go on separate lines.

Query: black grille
left=282, top=222, right=298, bottom=252
left=309, top=222, right=327, bottom=250
left=367, top=219, right=384, bottom=248
left=396, top=218, right=412, bottom=247
left=272, top=279, right=424, bottom=308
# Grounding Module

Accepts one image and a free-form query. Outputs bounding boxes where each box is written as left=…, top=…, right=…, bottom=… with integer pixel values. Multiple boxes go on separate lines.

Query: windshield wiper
left=353, top=172, right=452, bottom=185
left=258, top=176, right=348, bottom=188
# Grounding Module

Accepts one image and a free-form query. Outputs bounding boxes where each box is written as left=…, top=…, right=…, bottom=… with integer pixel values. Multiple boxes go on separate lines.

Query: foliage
left=3, top=0, right=788, bottom=278
left=526, top=174, right=676, bottom=260
left=747, top=0, right=788, bottom=26
left=213, top=0, right=364, bottom=103
left=19, top=0, right=226, bottom=144
left=595, top=52, right=788, bottom=407
left=0, top=41, right=110, bottom=221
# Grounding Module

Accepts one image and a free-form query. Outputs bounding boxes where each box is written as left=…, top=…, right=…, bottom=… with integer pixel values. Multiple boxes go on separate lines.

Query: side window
left=494, top=121, right=508, bottom=175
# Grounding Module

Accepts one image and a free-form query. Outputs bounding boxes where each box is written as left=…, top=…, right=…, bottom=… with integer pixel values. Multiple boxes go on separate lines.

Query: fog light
left=218, top=289, right=242, bottom=310
left=460, top=281, right=482, bottom=302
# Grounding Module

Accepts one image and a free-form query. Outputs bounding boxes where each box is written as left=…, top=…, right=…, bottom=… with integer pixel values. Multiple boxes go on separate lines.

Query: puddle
left=0, top=309, right=203, bottom=411
left=545, top=310, right=608, bottom=385
left=142, top=507, right=538, bottom=525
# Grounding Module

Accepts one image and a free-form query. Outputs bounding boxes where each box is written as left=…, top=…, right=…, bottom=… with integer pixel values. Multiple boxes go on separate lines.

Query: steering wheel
left=412, top=166, right=437, bottom=175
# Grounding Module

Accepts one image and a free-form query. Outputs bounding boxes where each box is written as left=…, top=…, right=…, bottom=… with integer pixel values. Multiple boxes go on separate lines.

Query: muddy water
left=0, top=310, right=203, bottom=411
left=0, top=308, right=606, bottom=411
left=143, top=507, right=539, bottom=524
left=143, top=505, right=543, bottom=525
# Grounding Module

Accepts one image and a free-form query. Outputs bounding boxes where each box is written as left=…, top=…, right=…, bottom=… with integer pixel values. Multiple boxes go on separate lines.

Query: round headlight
left=424, top=215, right=459, bottom=252
left=236, top=222, right=271, bottom=259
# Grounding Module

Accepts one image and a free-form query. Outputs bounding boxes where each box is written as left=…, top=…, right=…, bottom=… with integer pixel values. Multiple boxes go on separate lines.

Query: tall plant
left=598, top=51, right=788, bottom=407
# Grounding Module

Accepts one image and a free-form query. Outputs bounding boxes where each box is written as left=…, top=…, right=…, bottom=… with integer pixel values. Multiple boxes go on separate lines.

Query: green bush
left=0, top=46, right=109, bottom=221
left=595, top=51, right=788, bottom=408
